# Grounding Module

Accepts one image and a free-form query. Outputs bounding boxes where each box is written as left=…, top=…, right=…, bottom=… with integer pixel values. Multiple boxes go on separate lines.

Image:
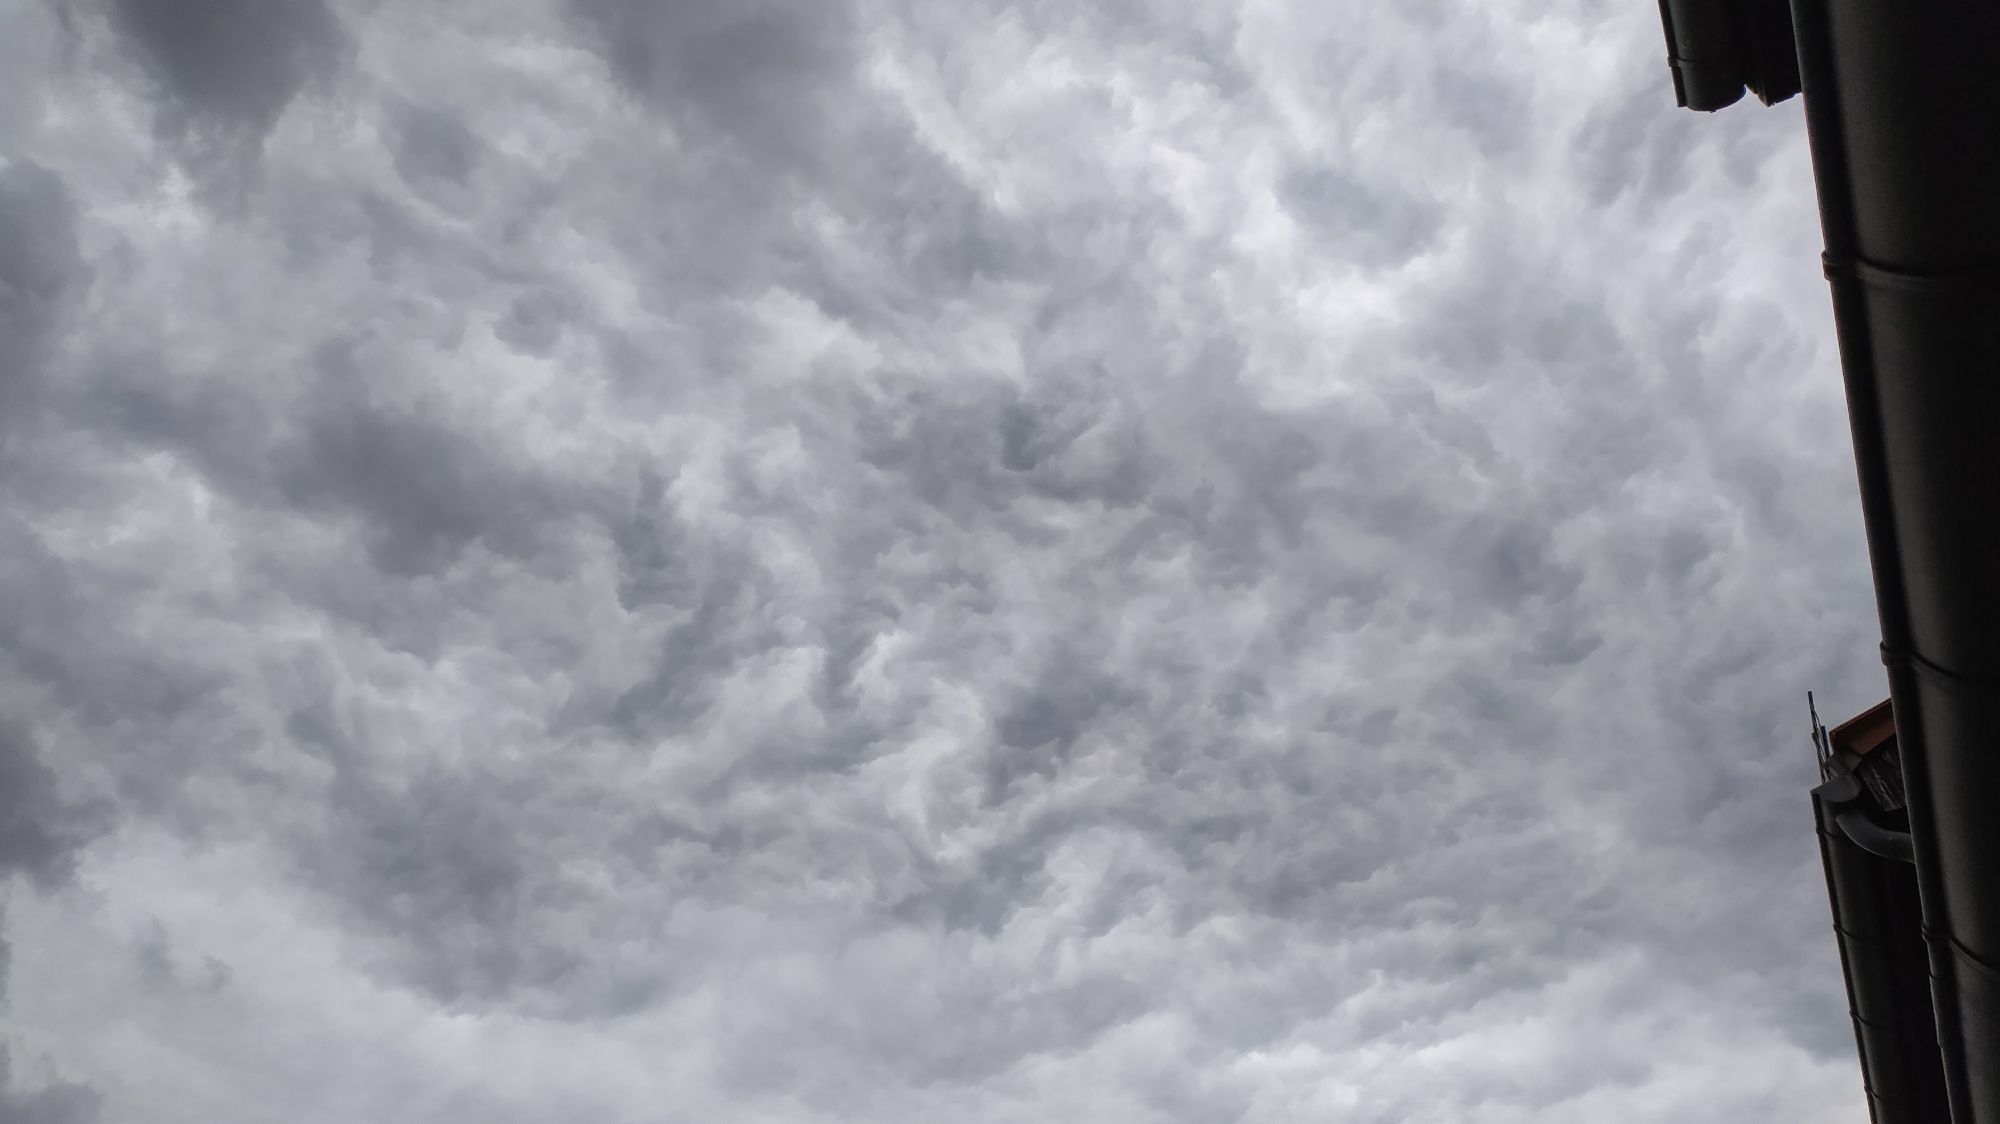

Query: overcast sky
left=0, top=1, right=1892, bottom=1121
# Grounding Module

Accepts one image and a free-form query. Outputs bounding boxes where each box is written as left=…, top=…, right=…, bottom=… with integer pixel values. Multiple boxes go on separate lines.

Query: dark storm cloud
left=1577, top=81, right=1703, bottom=208
left=0, top=160, right=87, bottom=417
left=67, top=336, right=593, bottom=589
left=0, top=724, right=106, bottom=891
left=1280, top=163, right=1446, bottom=268
left=274, top=392, right=570, bottom=578
left=0, top=0, right=1882, bottom=1120
left=0, top=724, right=106, bottom=1120
left=284, top=700, right=582, bottom=1013
left=492, top=290, right=571, bottom=357
left=1430, top=59, right=1530, bottom=160
left=567, top=0, right=860, bottom=165
left=987, top=637, right=1139, bottom=798
left=389, top=101, right=481, bottom=188
left=0, top=1049, right=100, bottom=1124
left=97, top=0, right=348, bottom=174
left=133, top=920, right=232, bottom=994
left=564, top=0, right=1037, bottom=330
left=309, top=767, right=549, bottom=1010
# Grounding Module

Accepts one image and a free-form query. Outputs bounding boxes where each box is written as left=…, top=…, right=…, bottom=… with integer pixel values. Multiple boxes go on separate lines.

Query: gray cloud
left=0, top=723, right=107, bottom=1121
left=133, top=920, right=232, bottom=995
left=272, top=391, right=571, bottom=578
left=389, top=100, right=481, bottom=189
left=1281, top=163, right=1446, bottom=268
left=0, top=724, right=106, bottom=892
left=96, top=0, right=348, bottom=184
left=0, top=0, right=1882, bottom=1121
left=0, top=160, right=87, bottom=422
left=0, top=1048, right=100, bottom=1124
left=567, top=0, right=862, bottom=165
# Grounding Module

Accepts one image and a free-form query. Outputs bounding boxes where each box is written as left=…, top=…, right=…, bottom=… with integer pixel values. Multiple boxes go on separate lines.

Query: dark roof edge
left=1830, top=698, right=1896, bottom=758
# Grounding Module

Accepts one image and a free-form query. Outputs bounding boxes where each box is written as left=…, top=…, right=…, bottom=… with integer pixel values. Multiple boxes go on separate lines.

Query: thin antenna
left=1809, top=691, right=1831, bottom=769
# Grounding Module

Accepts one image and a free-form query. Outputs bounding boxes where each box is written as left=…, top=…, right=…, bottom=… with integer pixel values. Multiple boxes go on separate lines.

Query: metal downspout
left=1788, top=0, right=2000, bottom=1117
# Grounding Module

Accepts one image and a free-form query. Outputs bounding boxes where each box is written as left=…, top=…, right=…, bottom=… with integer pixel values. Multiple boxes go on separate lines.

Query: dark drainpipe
left=1812, top=698, right=1948, bottom=1124
left=1791, top=0, right=2000, bottom=1118
left=1659, top=0, right=2000, bottom=1119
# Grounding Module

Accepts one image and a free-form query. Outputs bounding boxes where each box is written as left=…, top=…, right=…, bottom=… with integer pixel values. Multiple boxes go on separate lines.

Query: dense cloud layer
left=3, top=0, right=1882, bottom=1120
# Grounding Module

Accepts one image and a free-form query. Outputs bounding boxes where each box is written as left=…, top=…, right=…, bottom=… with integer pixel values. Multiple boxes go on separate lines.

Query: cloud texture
left=1, top=1, right=1885, bottom=1120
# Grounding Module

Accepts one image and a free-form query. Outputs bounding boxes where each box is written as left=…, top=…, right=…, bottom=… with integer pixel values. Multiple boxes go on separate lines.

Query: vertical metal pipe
left=1787, top=0, right=2000, bottom=1116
